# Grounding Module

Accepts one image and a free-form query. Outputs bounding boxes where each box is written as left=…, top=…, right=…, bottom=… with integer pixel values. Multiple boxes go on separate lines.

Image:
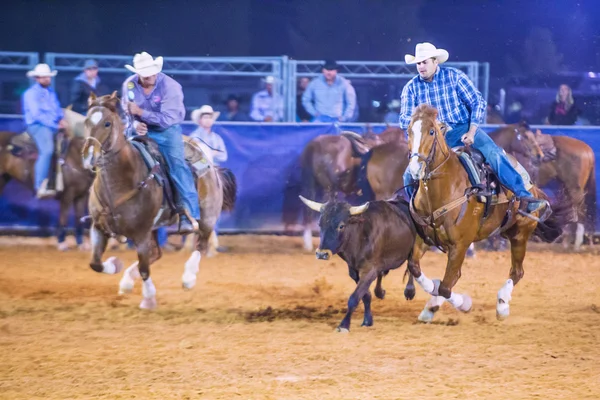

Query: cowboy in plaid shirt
left=399, top=42, right=546, bottom=214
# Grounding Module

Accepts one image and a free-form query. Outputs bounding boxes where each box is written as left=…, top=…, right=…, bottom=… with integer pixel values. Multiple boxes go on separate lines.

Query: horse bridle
left=408, top=125, right=451, bottom=181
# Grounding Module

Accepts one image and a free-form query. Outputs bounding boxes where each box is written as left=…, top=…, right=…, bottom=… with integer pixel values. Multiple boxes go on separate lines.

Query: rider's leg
left=147, top=126, right=200, bottom=232
left=28, top=124, right=56, bottom=197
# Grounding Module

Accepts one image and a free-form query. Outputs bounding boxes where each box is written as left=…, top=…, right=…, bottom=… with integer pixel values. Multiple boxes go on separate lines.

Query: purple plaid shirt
left=121, top=73, right=185, bottom=131
left=399, top=67, right=486, bottom=129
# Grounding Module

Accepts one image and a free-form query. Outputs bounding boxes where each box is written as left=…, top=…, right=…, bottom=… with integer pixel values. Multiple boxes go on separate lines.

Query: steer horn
left=299, top=195, right=324, bottom=212
left=349, top=202, right=369, bottom=215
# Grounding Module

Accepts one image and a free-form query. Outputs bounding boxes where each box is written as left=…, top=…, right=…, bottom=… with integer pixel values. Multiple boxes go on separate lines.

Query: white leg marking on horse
left=408, top=120, right=423, bottom=179
left=140, top=277, right=157, bottom=310
left=418, top=295, right=445, bottom=322
left=414, top=271, right=434, bottom=294
left=182, top=250, right=201, bottom=290
left=497, top=278, right=514, bottom=320
left=119, top=262, right=140, bottom=294
left=303, top=228, right=313, bottom=251
left=447, top=292, right=464, bottom=308
left=102, top=256, right=123, bottom=274
left=90, top=111, right=103, bottom=125
left=90, top=227, right=101, bottom=254
left=575, top=223, right=585, bottom=250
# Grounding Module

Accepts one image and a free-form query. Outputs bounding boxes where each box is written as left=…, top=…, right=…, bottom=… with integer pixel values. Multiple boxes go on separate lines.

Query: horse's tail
left=217, top=167, right=237, bottom=212
left=531, top=186, right=579, bottom=243
left=584, top=160, right=597, bottom=234
left=356, top=149, right=375, bottom=202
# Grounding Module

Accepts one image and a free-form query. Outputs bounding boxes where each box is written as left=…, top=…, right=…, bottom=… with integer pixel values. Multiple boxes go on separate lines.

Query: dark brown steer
left=300, top=195, right=417, bottom=332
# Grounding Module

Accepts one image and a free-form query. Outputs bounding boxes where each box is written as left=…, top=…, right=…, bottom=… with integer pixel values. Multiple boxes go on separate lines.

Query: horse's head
left=82, top=91, right=123, bottom=169
left=513, top=122, right=544, bottom=163
left=406, top=104, right=447, bottom=180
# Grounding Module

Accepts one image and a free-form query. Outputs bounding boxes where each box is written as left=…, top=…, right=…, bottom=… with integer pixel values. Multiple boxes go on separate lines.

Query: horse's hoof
left=78, top=243, right=91, bottom=252
left=457, top=294, right=473, bottom=313
left=104, top=257, right=124, bottom=274
left=181, top=277, right=196, bottom=291
left=496, top=302, right=510, bottom=321
left=404, top=286, right=416, bottom=301
left=375, top=289, right=386, bottom=300
left=118, top=285, right=133, bottom=295
left=361, top=320, right=373, bottom=327
left=335, top=327, right=350, bottom=333
left=418, top=308, right=435, bottom=323
left=206, top=249, right=217, bottom=258
left=139, top=297, right=157, bottom=310
left=57, top=242, right=70, bottom=252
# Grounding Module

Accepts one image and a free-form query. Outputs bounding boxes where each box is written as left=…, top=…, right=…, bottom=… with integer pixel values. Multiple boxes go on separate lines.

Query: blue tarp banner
left=1, top=116, right=600, bottom=233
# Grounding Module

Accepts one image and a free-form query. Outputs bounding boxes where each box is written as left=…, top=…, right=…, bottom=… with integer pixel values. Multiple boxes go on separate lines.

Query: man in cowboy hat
left=22, top=63, right=68, bottom=199
left=189, top=105, right=228, bottom=165
left=399, top=42, right=546, bottom=214
left=121, top=51, right=200, bottom=234
left=70, top=59, right=107, bottom=114
left=302, top=60, right=357, bottom=123
left=250, top=76, right=283, bottom=122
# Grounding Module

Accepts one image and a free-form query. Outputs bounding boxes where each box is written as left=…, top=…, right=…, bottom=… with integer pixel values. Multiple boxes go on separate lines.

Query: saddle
left=128, top=136, right=212, bottom=215
left=534, top=130, right=557, bottom=162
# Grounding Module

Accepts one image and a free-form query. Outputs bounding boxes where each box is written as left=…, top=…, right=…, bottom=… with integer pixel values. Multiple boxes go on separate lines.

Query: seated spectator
left=189, top=105, right=228, bottom=165
left=221, top=94, right=249, bottom=121
left=302, top=60, right=357, bottom=122
left=296, top=77, right=312, bottom=122
left=547, top=84, right=580, bottom=126
left=250, top=76, right=283, bottom=122
left=384, top=99, right=401, bottom=124
left=70, top=59, right=107, bottom=114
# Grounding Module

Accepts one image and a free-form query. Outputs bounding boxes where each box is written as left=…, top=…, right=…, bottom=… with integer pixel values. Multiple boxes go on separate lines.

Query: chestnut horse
left=405, top=105, right=573, bottom=323
left=0, top=108, right=94, bottom=250
left=83, top=92, right=235, bottom=309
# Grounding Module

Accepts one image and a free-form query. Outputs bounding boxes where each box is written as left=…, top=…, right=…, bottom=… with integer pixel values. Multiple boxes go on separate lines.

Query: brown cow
left=299, top=195, right=417, bottom=332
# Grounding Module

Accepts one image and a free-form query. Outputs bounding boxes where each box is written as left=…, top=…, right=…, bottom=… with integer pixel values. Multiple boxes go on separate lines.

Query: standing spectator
left=302, top=60, right=357, bottom=122
left=22, top=63, right=67, bottom=199
left=547, top=84, right=580, bottom=125
left=222, top=94, right=249, bottom=121
left=190, top=105, right=228, bottom=165
left=296, top=77, right=312, bottom=122
left=384, top=99, right=401, bottom=124
left=70, top=59, right=106, bottom=114
left=250, top=76, right=283, bottom=122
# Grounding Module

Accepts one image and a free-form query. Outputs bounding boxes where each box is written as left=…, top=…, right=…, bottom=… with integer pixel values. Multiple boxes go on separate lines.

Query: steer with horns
left=299, top=195, right=418, bottom=332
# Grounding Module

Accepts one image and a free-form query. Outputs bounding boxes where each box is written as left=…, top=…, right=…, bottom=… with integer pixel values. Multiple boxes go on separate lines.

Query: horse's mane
left=412, top=104, right=438, bottom=122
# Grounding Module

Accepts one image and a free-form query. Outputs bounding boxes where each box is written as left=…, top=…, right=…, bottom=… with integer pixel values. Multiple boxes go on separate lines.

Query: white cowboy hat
left=191, top=105, right=221, bottom=124
left=125, top=52, right=163, bottom=77
left=404, top=42, right=449, bottom=65
left=26, top=63, right=57, bottom=78
left=262, top=75, right=275, bottom=84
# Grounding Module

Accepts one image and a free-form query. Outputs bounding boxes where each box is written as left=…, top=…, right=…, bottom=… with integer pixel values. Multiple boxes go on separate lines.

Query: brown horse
left=83, top=92, right=236, bottom=310
left=0, top=109, right=94, bottom=250
left=518, top=133, right=596, bottom=250
left=294, top=127, right=404, bottom=251
left=405, top=105, right=573, bottom=323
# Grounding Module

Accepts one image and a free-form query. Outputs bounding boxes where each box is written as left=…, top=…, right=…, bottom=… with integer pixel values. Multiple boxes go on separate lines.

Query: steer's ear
left=299, top=196, right=324, bottom=212
left=349, top=202, right=369, bottom=215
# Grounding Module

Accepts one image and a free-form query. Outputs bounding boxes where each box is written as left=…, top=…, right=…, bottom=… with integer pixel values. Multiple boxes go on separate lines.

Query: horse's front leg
left=437, top=243, right=473, bottom=314
left=374, top=272, right=386, bottom=299
left=337, top=267, right=377, bottom=332
left=57, top=190, right=74, bottom=251
left=89, top=224, right=123, bottom=274
left=74, top=195, right=90, bottom=251
left=136, top=232, right=162, bottom=310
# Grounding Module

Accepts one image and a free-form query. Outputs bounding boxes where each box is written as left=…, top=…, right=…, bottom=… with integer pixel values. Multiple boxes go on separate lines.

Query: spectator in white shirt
left=250, top=76, right=283, bottom=122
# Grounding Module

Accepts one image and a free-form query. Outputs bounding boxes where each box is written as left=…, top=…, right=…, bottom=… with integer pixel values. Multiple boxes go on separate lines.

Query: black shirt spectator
left=70, top=59, right=107, bottom=114
left=548, top=84, right=580, bottom=126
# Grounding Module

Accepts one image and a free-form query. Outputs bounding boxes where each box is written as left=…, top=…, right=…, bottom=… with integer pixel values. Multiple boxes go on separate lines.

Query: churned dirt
left=0, top=235, right=599, bottom=399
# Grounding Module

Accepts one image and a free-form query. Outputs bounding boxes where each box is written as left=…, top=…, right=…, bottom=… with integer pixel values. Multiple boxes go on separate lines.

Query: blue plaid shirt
left=399, top=67, right=486, bottom=129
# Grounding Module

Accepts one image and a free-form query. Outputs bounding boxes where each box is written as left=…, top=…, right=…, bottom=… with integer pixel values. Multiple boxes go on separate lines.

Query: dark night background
left=2, top=0, right=599, bottom=79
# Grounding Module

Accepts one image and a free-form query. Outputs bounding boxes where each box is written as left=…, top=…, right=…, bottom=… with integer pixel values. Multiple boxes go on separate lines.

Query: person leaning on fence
left=70, top=59, right=107, bottom=115
left=301, top=60, right=357, bottom=123
left=547, top=84, right=580, bottom=126
left=21, top=63, right=68, bottom=199
left=189, top=105, right=228, bottom=165
left=250, top=76, right=283, bottom=122
left=121, top=51, right=200, bottom=234
left=399, top=42, right=547, bottom=214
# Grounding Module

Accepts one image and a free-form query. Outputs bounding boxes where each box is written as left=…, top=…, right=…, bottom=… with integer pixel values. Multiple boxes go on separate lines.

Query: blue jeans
left=28, top=123, right=56, bottom=190
left=147, top=125, right=200, bottom=220
left=403, top=123, right=532, bottom=198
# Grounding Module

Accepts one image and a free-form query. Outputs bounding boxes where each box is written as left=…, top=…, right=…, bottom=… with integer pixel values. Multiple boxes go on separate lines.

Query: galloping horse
left=83, top=92, right=236, bottom=309
left=0, top=108, right=94, bottom=250
left=405, top=105, right=573, bottom=322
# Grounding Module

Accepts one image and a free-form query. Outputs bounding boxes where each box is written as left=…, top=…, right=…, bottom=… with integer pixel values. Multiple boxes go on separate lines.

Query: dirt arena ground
left=0, top=235, right=599, bottom=399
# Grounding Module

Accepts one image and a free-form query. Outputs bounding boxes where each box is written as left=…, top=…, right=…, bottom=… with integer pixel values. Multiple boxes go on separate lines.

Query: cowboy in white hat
left=121, top=51, right=200, bottom=234
left=399, top=42, right=546, bottom=214
left=189, top=105, right=228, bottom=165
left=250, top=75, right=283, bottom=122
left=22, top=63, right=68, bottom=198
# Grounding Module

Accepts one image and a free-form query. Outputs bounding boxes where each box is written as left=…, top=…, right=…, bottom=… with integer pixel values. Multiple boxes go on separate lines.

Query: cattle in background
left=299, top=195, right=417, bottom=332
